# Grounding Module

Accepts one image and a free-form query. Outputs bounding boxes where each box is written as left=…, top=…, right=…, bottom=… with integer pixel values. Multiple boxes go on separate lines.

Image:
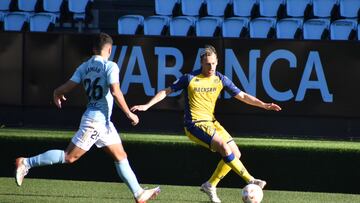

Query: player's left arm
left=53, top=80, right=79, bottom=109
left=110, top=83, right=139, bottom=126
left=234, top=92, right=282, bottom=111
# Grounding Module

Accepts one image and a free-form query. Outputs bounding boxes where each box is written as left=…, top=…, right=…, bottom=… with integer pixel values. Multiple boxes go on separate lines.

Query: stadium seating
left=233, top=0, right=258, bottom=18
left=330, top=19, right=357, bottom=40
left=259, top=0, right=285, bottom=18
left=222, top=17, right=249, bottom=38
left=68, top=0, right=89, bottom=21
left=0, top=0, right=11, bottom=11
left=0, top=0, right=11, bottom=22
left=118, top=15, right=144, bottom=35
left=276, top=18, right=303, bottom=39
left=144, top=15, right=170, bottom=36
left=339, top=0, right=360, bottom=18
left=181, top=0, right=204, bottom=16
left=286, top=0, right=312, bottom=18
left=169, top=16, right=196, bottom=36
left=4, top=12, right=28, bottom=31
left=312, top=0, right=338, bottom=18
left=18, top=0, right=37, bottom=12
left=303, top=19, right=330, bottom=40
left=195, top=16, right=222, bottom=37
left=29, top=13, right=56, bottom=32
left=205, top=0, right=232, bottom=17
left=43, top=0, right=63, bottom=20
left=249, top=17, right=276, bottom=38
left=155, top=0, right=179, bottom=16
left=68, top=0, right=90, bottom=32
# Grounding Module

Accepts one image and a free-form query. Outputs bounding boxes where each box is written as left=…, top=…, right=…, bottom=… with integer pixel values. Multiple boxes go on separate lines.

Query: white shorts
left=71, top=117, right=122, bottom=151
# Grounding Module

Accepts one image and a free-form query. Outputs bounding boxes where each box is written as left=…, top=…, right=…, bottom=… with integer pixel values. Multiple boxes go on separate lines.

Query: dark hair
left=200, top=45, right=217, bottom=60
left=93, top=32, right=113, bottom=54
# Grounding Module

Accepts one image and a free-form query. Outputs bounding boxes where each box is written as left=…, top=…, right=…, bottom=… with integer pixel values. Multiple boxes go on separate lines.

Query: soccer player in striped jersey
left=131, top=45, right=281, bottom=203
left=15, top=33, right=160, bottom=203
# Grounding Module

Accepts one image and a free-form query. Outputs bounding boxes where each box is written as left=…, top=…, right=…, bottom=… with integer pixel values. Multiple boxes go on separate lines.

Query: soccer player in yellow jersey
left=131, top=45, right=281, bottom=203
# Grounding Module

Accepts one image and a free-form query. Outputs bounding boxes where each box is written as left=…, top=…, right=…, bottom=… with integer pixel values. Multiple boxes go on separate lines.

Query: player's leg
left=14, top=142, right=87, bottom=186
left=206, top=123, right=239, bottom=188
left=185, top=122, right=223, bottom=203
left=212, top=133, right=266, bottom=189
left=99, top=123, right=160, bottom=203
left=211, top=134, right=254, bottom=180
left=228, top=141, right=267, bottom=188
left=15, top=119, right=98, bottom=186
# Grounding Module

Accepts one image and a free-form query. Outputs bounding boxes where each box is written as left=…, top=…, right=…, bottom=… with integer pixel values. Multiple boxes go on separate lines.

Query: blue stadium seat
left=118, top=15, right=144, bottom=35
left=169, top=16, right=196, bottom=36
left=0, top=0, right=11, bottom=23
left=259, top=0, right=284, bottom=17
left=276, top=18, right=303, bottom=39
left=18, top=0, right=37, bottom=12
left=155, top=0, right=179, bottom=16
left=358, top=23, right=360, bottom=40
left=330, top=19, right=357, bottom=40
left=43, top=0, right=63, bottom=20
left=233, top=0, right=258, bottom=17
left=68, top=0, right=90, bottom=21
left=286, top=0, right=312, bottom=18
left=29, top=13, right=56, bottom=32
left=222, top=17, right=249, bottom=38
left=205, top=0, right=232, bottom=17
left=249, top=17, right=276, bottom=38
left=181, top=0, right=204, bottom=16
left=0, top=0, right=11, bottom=11
left=144, top=15, right=170, bottom=36
left=303, top=19, right=330, bottom=39
left=4, top=12, right=28, bottom=31
left=313, top=0, right=338, bottom=18
left=0, top=12, right=7, bottom=22
left=195, top=16, right=222, bottom=37
left=68, top=0, right=90, bottom=32
left=339, top=0, right=360, bottom=18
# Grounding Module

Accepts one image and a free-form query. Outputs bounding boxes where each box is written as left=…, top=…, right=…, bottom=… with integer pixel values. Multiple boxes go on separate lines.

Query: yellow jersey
left=170, top=69, right=241, bottom=125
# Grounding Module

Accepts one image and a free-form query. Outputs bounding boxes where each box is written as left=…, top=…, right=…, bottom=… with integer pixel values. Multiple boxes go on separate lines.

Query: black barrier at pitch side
left=1, top=32, right=360, bottom=138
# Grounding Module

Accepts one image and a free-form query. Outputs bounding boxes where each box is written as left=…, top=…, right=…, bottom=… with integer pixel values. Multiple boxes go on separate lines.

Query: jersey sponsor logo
left=193, top=87, right=217, bottom=93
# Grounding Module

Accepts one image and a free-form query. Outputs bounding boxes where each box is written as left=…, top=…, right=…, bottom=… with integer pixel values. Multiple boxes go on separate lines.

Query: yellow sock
left=208, top=160, right=231, bottom=187
left=225, top=156, right=253, bottom=183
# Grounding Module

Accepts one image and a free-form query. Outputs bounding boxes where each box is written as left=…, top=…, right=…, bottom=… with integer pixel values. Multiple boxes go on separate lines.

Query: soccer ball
left=242, top=184, right=263, bottom=203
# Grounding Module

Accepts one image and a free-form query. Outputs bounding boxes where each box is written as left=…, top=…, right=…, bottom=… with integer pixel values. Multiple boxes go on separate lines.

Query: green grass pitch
left=2, top=128, right=360, bottom=202
left=1, top=177, right=360, bottom=203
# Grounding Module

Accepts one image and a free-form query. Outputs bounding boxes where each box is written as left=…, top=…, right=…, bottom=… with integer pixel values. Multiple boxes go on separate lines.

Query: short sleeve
left=70, top=63, right=85, bottom=84
left=220, top=74, right=241, bottom=97
left=107, top=62, right=120, bottom=85
left=170, top=74, right=189, bottom=92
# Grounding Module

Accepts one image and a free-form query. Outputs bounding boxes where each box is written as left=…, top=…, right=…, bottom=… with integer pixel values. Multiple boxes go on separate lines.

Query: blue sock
left=115, top=159, right=142, bottom=196
left=26, top=150, right=65, bottom=168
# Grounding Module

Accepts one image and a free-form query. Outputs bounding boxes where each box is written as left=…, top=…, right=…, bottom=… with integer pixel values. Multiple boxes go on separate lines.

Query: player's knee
left=114, top=151, right=127, bottom=161
left=218, top=142, right=232, bottom=156
left=64, top=155, right=79, bottom=164
left=234, top=150, right=241, bottom=158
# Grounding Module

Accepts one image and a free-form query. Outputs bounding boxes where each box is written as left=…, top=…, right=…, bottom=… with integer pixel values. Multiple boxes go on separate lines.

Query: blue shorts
left=184, top=120, right=233, bottom=152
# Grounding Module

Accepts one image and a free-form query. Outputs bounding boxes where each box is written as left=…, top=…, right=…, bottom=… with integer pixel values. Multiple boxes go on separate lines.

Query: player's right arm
left=131, top=87, right=173, bottom=112
left=53, top=80, right=79, bottom=109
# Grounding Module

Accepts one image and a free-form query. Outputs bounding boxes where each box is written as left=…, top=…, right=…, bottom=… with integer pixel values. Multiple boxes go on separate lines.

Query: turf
left=1, top=128, right=360, bottom=153
left=1, top=177, right=360, bottom=203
